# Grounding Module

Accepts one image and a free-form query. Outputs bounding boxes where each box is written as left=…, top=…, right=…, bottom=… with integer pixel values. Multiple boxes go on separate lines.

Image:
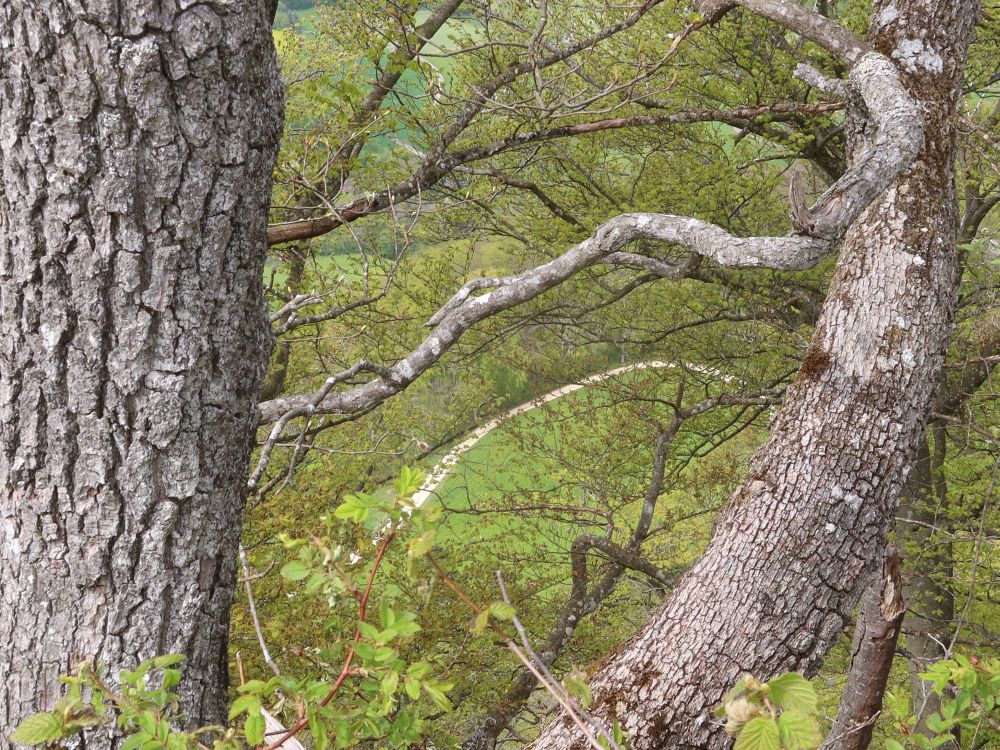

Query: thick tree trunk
left=0, top=2, right=283, bottom=744
left=530, top=2, right=977, bottom=749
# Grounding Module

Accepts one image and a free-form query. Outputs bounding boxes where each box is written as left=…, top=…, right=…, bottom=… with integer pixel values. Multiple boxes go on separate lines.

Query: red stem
left=262, top=532, right=395, bottom=750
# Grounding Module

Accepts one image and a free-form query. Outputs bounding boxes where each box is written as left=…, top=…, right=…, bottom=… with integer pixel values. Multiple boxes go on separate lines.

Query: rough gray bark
left=697, top=0, right=867, bottom=65
left=527, top=1, right=978, bottom=748
left=0, top=2, right=283, bottom=744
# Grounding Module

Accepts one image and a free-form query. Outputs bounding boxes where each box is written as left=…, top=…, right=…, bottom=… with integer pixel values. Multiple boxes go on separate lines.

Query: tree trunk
left=261, top=246, right=307, bottom=401
left=530, top=2, right=977, bottom=748
left=0, top=2, right=283, bottom=744
left=822, top=548, right=906, bottom=750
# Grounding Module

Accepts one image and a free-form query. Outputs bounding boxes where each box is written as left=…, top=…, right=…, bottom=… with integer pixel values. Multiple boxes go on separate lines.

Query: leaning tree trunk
left=531, top=2, right=977, bottom=749
left=0, top=2, right=283, bottom=744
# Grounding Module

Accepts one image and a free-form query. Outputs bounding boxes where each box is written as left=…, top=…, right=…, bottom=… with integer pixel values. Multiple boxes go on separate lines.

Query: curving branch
left=265, top=102, right=843, bottom=246
left=697, top=0, right=867, bottom=65
left=257, top=210, right=825, bottom=424
left=259, top=49, right=918, bottom=426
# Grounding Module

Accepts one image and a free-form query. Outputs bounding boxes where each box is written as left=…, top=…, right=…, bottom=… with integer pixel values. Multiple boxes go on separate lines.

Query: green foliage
left=15, top=470, right=454, bottom=750
left=719, top=674, right=821, bottom=750
left=252, top=467, right=454, bottom=749
left=254, top=1, right=1000, bottom=746
left=884, top=654, right=1000, bottom=750
left=13, top=656, right=238, bottom=750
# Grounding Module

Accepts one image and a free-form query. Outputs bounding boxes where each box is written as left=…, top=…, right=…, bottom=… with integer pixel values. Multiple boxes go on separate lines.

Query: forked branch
left=259, top=49, right=919, bottom=427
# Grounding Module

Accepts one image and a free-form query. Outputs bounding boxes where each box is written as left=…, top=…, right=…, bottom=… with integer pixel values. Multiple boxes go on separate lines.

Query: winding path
left=410, top=360, right=688, bottom=507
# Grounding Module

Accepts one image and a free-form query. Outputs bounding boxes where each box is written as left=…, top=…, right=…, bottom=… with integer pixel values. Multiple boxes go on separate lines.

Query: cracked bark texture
left=0, top=1, right=283, bottom=744
left=529, top=2, right=978, bottom=748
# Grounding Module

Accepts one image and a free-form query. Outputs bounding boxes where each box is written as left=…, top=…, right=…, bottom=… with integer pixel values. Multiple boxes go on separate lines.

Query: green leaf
left=407, top=662, right=432, bottom=679
left=404, top=678, right=421, bottom=701
left=488, top=602, right=516, bottom=621
left=237, top=679, right=270, bottom=694
left=379, top=602, right=395, bottom=629
left=885, top=741, right=906, bottom=750
left=375, top=627, right=398, bottom=645
left=767, top=673, right=818, bottom=714
left=564, top=671, right=593, bottom=709
left=152, top=654, right=185, bottom=668
left=422, top=681, right=453, bottom=712
left=777, top=710, right=821, bottom=750
left=281, top=561, right=310, bottom=582
left=229, top=694, right=261, bottom=720
left=121, top=732, right=153, bottom=750
left=333, top=497, right=369, bottom=523
left=734, top=717, right=780, bottom=750
left=392, top=619, right=421, bottom=636
left=245, top=711, right=265, bottom=746
left=135, top=712, right=157, bottom=736
left=12, top=713, right=65, bottom=745
left=382, top=671, right=400, bottom=698
left=925, top=712, right=949, bottom=734
left=407, top=530, right=436, bottom=561
left=162, top=668, right=181, bottom=689
left=412, top=497, right=441, bottom=527
left=472, top=610, right=490, bottom=634
left=394, top=466, right=424, bottom=497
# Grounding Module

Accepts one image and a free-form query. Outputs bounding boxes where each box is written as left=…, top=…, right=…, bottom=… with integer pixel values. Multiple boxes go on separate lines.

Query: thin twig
left=427, top=555, right=614, bottom=750
left=240, top=544, right=281, bottom=677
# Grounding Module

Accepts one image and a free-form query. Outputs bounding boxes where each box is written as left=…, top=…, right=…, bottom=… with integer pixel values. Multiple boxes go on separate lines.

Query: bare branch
left=265, top=103, right=843, bottom=246
left=258, top=210, right=831, bottom=424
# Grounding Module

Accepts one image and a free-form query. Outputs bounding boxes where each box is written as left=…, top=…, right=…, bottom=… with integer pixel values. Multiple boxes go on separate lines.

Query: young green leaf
left=488, top=602, right=516, bottom=621
left=776, top=710, right=821, bottom=750
left=245, top=711, right=265, bottom=746
left=280, top=560, right=311, bottom=582
left=12, top=712, right=66, bottom=746
left=228, top=694, right=261, bottom=721
left=734, top=716, right=781, bottom=750
left=767, top=673, right=818, bottom=714
left=407, top=530, right=436, bottom=561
